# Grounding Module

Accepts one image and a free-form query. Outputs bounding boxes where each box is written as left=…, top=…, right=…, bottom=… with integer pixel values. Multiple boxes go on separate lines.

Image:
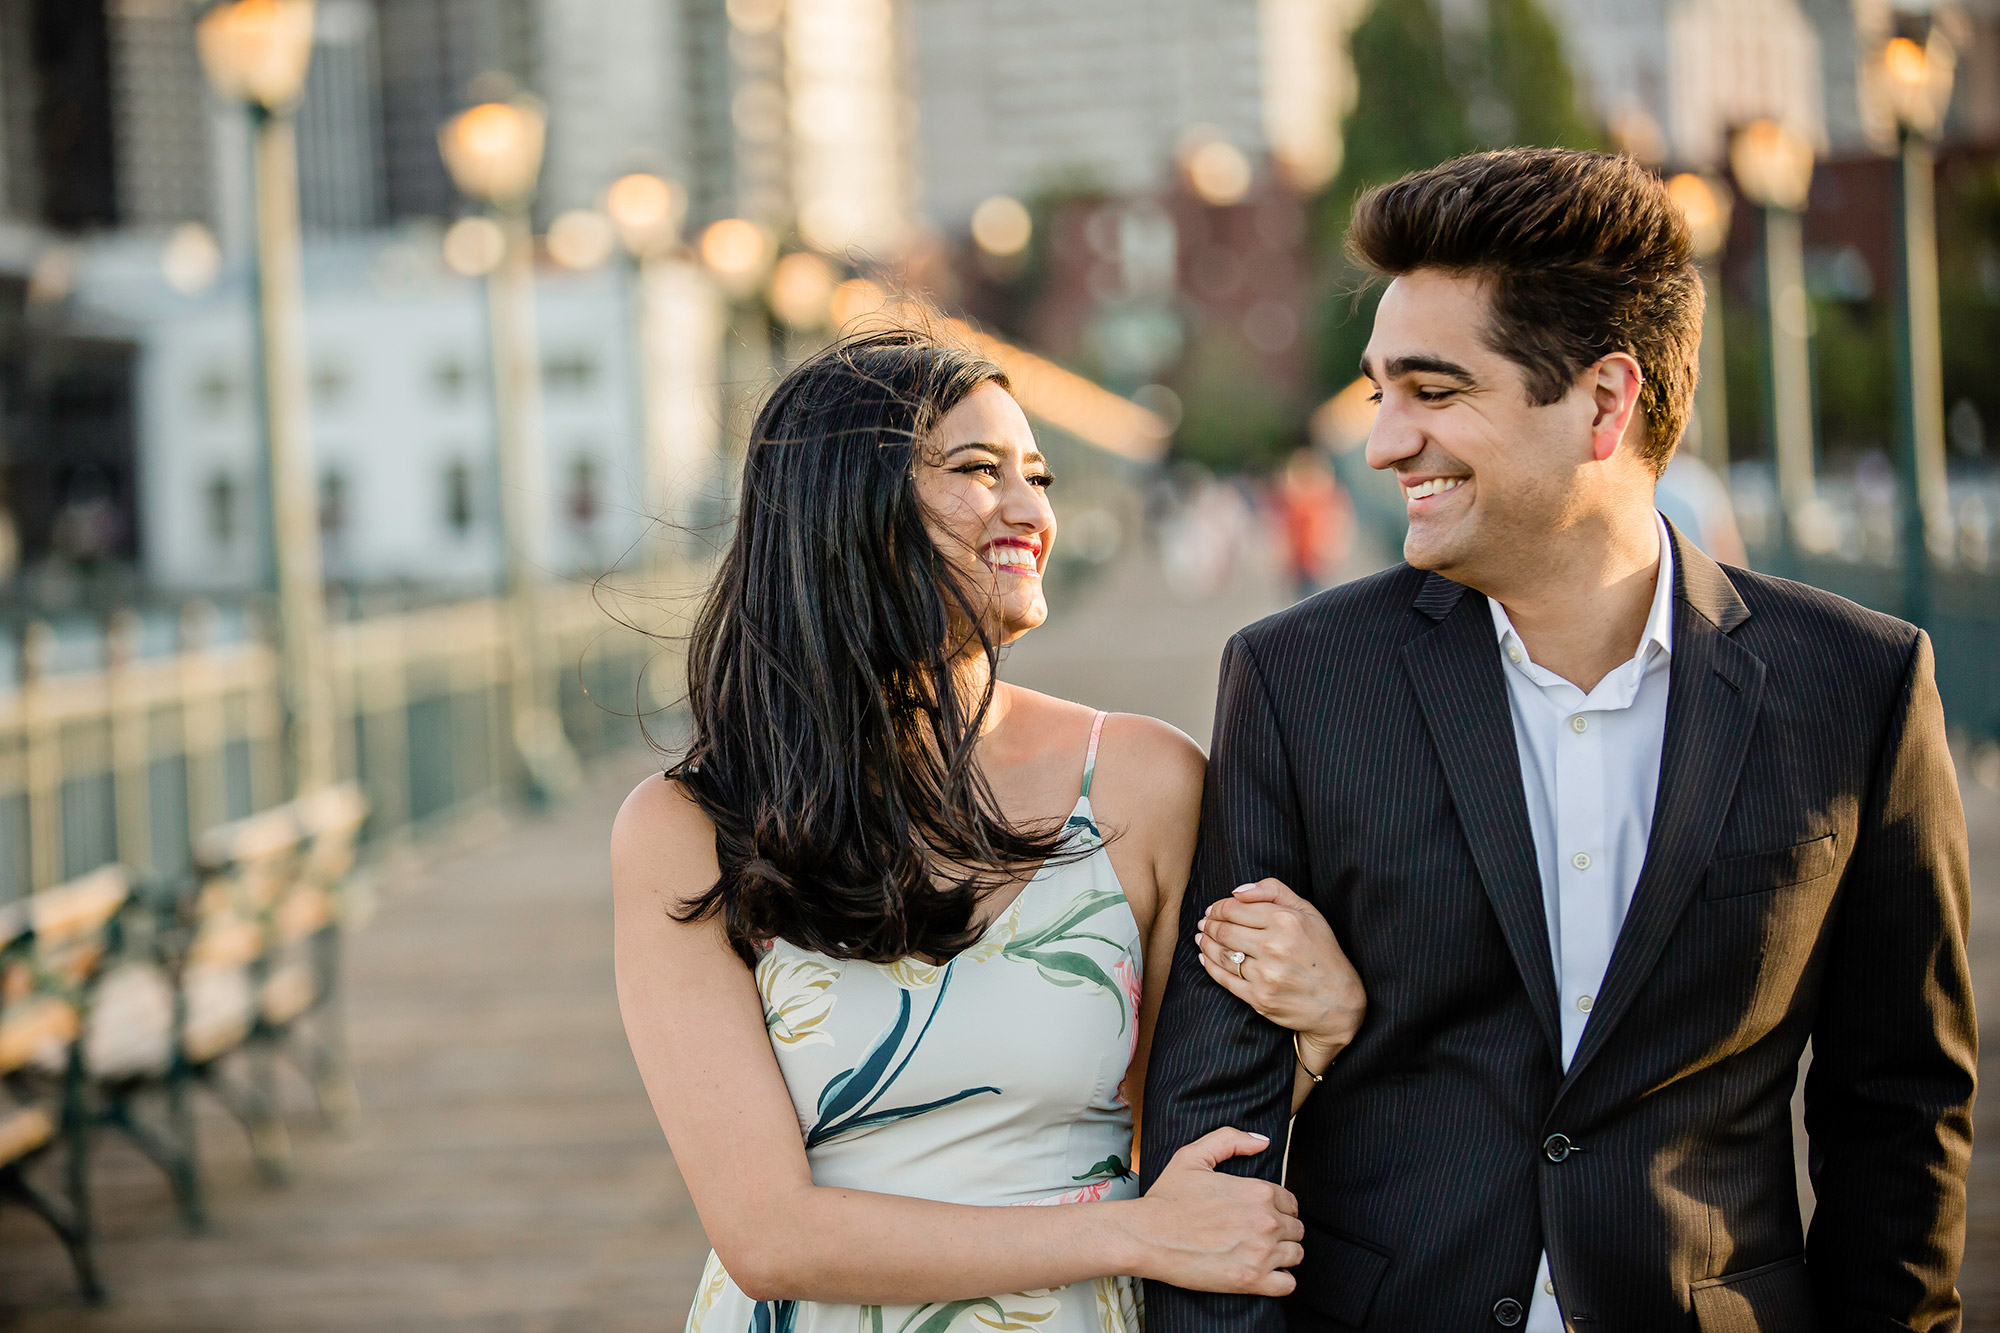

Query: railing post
left=107, top=610, right=152, bottom=876
left=20, top=622, right=58, bottom=891
left=179, top=602, right=226, bottom=852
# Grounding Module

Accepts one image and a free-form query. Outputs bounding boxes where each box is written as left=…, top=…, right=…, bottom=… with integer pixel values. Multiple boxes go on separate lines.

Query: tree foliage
left=1313, top=0, right=1604, bottom=394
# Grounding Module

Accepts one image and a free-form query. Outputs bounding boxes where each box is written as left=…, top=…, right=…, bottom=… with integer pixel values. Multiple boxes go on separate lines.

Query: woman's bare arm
left=611, top=773, right=1302, bottom=1305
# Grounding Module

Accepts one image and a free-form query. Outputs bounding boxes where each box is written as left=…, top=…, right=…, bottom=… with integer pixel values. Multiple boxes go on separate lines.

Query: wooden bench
left=0, top=864, right=132, bottom=1302
left=81, top=781, right=369, bottom=1230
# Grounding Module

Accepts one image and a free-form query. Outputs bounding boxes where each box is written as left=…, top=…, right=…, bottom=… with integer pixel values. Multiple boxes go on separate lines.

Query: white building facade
left=72, top=237, right=720, bottom=596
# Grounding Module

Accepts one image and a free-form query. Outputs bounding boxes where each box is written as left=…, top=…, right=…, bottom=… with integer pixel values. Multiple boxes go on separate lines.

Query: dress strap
left=1079, top=711, right=1108, bottom=800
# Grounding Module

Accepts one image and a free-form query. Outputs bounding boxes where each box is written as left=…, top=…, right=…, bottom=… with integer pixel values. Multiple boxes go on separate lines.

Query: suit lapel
left=1558, top=533, right=1766, bottom=1094
left=1401, top=574, right=1563, bottom=1066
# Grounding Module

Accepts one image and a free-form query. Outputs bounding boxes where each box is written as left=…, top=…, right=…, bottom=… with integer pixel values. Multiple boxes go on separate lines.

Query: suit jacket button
left=1543, top=1133, right=1572, bottom=1162
left=1493, top=1296, right=1525, bottom=1326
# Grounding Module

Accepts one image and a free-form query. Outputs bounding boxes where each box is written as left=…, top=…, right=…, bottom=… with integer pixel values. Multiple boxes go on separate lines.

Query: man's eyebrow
left=1383, top=354, right=1474, bottom=381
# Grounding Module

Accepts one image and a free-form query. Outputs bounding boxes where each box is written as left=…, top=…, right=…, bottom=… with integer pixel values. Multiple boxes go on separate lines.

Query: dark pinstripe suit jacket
left=1139, top=527, right=1976, bottom=1332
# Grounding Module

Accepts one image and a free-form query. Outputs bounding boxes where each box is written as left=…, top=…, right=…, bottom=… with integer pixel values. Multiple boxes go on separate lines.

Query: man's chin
left=1401, top=527, right=1459, bottom=574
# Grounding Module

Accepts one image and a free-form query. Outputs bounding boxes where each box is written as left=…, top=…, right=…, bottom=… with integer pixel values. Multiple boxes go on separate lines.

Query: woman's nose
left=1000, top=478, right=1051, bottom=527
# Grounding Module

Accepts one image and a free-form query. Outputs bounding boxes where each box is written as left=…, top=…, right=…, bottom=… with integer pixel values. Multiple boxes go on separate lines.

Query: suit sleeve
left=1140, top=633, right=1313, bottom=1333
left=1805, top=630, right=1977, bottom=1330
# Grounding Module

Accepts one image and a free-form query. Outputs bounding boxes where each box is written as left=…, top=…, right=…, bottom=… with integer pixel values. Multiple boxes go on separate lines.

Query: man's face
left=1361, top=270, right=1611, bottom=591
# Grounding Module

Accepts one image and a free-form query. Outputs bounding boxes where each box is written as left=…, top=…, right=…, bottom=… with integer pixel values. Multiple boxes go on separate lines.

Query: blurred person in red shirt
left=1273, top=448, right=1351, bottom=600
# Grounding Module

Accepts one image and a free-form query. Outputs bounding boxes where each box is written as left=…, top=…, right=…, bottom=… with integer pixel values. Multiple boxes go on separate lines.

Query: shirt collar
left=1488, top=511, right=1677, bottom=696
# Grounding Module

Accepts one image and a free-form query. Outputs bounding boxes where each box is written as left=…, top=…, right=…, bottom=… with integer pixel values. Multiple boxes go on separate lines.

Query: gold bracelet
left=1293, top=1031, right=1326, bottom=1083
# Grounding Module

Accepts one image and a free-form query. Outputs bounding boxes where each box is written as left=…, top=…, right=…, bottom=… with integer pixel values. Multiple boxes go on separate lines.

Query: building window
left=443, top=458, right=474, bottom=536
left=313, top=362, right=352, bottom=408
left=432, top=358, right=470, bottom=401
left=567, top=454, right=599, bottom=528
left=206, top=471, right=236, bottom=546
left=196, top=368, right=235, bottom=419
left=544, top=353, right=597, bottom=393
left=319, top=469, right=348, bottom=537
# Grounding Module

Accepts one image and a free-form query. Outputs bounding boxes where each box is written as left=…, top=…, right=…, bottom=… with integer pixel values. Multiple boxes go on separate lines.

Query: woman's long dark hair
left=668, top=325, right=1082, bottom=965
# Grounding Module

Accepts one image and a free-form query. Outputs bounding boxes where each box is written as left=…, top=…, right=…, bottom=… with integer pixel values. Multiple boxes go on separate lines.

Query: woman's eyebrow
left=941, top=440, right=1048, bottom=466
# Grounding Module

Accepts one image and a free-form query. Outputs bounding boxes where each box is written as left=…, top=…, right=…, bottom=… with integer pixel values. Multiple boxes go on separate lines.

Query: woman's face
left=913, top=381, right=1056, bottom=648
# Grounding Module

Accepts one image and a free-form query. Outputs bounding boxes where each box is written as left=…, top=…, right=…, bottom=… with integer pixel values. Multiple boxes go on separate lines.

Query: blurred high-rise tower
left=297, top=0, right=386, bottom=231
left=674, top=0, right=915, bottom=255
left=909, top=0, right=1362, bottom=225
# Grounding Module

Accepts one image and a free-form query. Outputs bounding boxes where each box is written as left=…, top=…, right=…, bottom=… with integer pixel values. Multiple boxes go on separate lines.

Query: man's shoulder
left=1231, top=564, right=1433, bottom=667
left=1717, top=563, right=1921, bottom=683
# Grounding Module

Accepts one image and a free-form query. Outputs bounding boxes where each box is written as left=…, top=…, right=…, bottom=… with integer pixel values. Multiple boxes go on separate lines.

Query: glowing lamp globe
left=1729, top=121, right=1815, bottom=213
left=606, top=173, right=686, bottom=258
left=439, top=98, right=547, bottom=206
left=197, top=0, right=317, bottom=110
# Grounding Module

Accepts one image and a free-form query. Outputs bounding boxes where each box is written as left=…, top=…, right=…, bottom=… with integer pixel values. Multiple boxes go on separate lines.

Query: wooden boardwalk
left=3, top=543, right=1996, bottom=1329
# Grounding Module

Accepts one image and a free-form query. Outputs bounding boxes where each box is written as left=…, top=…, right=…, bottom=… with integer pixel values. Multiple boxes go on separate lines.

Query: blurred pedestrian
left=1272, top=448, right=1352, bottom=599
left=1653, top=447, right=1748, bottom=566
left=1142, top=148, right=1975, bottom=1333
left=610, top=327, right=1367, bottom=1333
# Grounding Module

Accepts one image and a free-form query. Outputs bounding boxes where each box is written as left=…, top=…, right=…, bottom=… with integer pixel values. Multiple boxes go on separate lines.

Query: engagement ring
left=1227, top=949, right=1246, bottom=976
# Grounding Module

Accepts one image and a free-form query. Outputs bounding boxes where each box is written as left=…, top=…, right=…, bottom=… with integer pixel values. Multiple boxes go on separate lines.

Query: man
left=1141, top=149, right=1975, bottom=1331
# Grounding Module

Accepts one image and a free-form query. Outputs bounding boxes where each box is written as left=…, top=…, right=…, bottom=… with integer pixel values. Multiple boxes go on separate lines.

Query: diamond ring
left=1227, top=949, right=1246, bottom=976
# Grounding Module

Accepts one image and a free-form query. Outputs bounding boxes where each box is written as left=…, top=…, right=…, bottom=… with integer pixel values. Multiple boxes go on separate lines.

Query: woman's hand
left=1194, top=879, right=1366, bottom=1076
left=1128, top=1127, right=1304, bottom=1295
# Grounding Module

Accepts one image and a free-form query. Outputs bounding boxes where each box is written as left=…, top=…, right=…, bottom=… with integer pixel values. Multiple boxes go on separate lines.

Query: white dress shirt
left=1490, top=513, right=1676, bottom=1333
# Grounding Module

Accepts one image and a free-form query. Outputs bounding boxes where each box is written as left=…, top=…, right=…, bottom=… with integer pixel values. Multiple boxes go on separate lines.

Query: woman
left=611, top=327, right=1366, bottom=1333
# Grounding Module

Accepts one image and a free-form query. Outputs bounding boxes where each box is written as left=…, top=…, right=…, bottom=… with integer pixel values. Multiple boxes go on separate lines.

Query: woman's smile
left=983, top=537, right=1043, bottom=576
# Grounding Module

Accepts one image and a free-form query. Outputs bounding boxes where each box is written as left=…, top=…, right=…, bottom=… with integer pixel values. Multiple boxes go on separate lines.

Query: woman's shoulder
left=1095, top=711, right=1205, bottom=804
left=998, top=687, right=1205, bottom=801
left=611, top=772, right=721, bottom=913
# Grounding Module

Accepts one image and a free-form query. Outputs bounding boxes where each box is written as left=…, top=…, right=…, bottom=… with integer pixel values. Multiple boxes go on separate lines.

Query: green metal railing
left=0, top=579, right=688, bottom=904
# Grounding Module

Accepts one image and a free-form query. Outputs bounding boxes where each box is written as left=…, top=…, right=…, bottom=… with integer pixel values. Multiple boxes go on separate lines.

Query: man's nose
left=1363, top=407, right=1422, bottom=472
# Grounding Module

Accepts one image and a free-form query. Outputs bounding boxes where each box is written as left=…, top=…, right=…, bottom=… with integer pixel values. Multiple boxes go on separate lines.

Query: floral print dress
left=686, top=713, right=1145, bottom=1333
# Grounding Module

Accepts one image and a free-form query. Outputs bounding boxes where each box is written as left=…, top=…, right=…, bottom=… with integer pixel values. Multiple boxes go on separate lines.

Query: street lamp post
left=197, top=0, right=336, bottom=798
left=698, top=219, right=778, bottom=514
left=1882, top=28, right=1957, bottom=627
left=439, top=95, right=580, bottom=805
left=1730, top=120, right=1825, bottom=563
left=1668, top=172, right=1734, bottom=467
left=605, top=173, right=723, bottom=573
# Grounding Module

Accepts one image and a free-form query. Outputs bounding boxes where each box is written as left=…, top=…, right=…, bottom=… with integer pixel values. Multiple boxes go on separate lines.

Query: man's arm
left=1141, top=633, right=1313, bottom=1333
left=1805, top=630, right=1977, bottom=1330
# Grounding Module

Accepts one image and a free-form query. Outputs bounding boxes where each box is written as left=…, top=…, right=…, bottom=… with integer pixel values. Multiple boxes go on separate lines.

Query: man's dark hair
left=1346, top=148, right=1702, bottom=474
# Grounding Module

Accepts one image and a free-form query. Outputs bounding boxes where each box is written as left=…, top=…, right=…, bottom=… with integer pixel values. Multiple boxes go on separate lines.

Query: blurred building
left=104, top=244, right=661, bottom=594
left=1545, top=0, right=2000, bottom=166
left=910, top=0, right=1362, bottom=226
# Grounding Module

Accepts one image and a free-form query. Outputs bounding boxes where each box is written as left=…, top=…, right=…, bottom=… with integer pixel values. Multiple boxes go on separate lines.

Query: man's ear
left=1589, top=353, right=1645, bottom=464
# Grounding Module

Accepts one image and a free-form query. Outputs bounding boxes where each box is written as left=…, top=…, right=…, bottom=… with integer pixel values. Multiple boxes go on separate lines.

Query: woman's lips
left=983, top=541, right=1042, bottom=575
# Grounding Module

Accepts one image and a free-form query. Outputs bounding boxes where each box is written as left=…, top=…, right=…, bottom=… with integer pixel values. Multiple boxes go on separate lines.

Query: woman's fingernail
left=1246, top=1132, right=1270, bottom=1142
left=1233, top=884, right=1255, bottom=896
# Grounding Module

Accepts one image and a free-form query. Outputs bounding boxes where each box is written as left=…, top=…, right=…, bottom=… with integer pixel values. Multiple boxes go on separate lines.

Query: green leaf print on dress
left=804, top=962, right=1000, bottom=1150
left=999, top=887, right=1135, bottom=1033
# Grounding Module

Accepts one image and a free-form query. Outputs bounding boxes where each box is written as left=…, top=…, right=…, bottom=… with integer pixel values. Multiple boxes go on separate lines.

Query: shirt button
left=1571, top=851, right=1591, bottom=870
left=1577, top=994, right=1593, bottom=1012
left=1569, top=714, right=1588, bottom=733
left=1544, top=1280, right=1556, bottom=1295
left=1507, top=646, right=1523, bottom=664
